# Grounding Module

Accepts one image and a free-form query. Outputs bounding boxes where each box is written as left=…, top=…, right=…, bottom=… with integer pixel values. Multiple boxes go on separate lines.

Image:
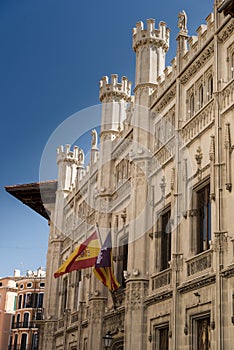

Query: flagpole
left=95, top=221, right=103, bottom=247
left=94, top=224, right=119, bottom=309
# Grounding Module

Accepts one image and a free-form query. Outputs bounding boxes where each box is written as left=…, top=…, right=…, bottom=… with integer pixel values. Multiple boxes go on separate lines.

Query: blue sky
left=0, top=0, right=214, bottom=277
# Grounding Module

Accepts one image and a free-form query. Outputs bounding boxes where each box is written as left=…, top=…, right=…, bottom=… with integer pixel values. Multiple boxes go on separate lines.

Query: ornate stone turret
left=56, top=144, right=81, bottom=191
left=99, top=74, right=131, bottom=135
left=133, top=19, right=170, bottom=93
left=99, top=74, right=131, bottom=103
left=98, top=75, right=131, bottom=200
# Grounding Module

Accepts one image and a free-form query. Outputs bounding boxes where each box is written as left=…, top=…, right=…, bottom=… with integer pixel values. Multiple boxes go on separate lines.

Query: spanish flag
left=54, top=231, right=100, bottom=278
left=93, top=232, right=120, bottom=292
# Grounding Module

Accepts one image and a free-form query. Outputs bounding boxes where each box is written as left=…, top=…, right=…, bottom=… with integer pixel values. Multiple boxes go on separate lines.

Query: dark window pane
left=161, top=210, right=171, bottom=270
left=20, top=333, right=27, bottom=350
left=197, top=317, right=210, bottom=350
left=159, top=326, right=169, bottom=350
left=197, top=184, right=211, bottom=253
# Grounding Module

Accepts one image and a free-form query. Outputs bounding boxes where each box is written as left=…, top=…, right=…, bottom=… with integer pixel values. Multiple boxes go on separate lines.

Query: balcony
left=181, top=100, right=214, bottom=146
left=8, top=345, right=37, bottom=350
left=12, top=322, right=38, bottom=329
left=186, top=249, right=213, bottom=277
left=151, top=268, right=172, bottom=290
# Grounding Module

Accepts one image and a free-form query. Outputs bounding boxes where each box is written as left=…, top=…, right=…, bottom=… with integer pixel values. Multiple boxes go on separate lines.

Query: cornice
left=178, top=274, right=216, bottom=294
left=144, top=290, right=173, bottom=307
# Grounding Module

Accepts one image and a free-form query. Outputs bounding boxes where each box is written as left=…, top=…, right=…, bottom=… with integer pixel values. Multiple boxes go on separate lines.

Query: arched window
left=23, top=312, right=30, bottom=328
left=16, top=313, right=20, bottom=327
left=18, top=294, right=22, bottom=309
left=20, top=333, right=27, bottom=350
left=32, top=333, right=38, bottom=350
left=231, top=52, right=234, bottom=79
left=190, top=93, right=195, bottom=117
left=13, top=334, right=18, bottom=350
left=199, top=85, right=203, bottom=108
left=207, top=76, right=213, bottom=100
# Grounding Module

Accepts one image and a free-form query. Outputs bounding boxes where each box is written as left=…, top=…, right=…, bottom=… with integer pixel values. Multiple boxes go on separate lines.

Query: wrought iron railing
left=11, top=322, right=38, bottom=329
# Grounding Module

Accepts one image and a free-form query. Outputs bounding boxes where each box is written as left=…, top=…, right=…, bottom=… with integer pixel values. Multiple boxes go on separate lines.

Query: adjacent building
left=8, top=268, right=46, bottom=350
left=0, top=274, right=18, bottom=350
left=6, top=1, right=234, bottom=349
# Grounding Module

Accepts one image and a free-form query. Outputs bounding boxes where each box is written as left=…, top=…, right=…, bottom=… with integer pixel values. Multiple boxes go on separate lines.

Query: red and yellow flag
left=93, top=232, right=120, bottom=292
left=54, top=231, right=100, bottom=278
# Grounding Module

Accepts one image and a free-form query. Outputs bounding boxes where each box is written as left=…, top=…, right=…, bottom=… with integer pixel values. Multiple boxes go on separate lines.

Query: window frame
left=192, top=314, right=211, bottom=350
left=156, top=206, right=172, bottom=272
left=195, top=183, right=211, bottom=254
left=154, top=322, right=170, bottom=350
left=117, top=234, right=128, bottom=288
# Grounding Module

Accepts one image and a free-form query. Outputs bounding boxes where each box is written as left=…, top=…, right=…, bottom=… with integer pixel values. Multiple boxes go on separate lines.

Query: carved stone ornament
left=104, top=311, right=125, bottom=334
left=180, top=43, right=214, bottom=85
left=218, top=20, right=234, bottom=43
left=91, top=300, right=103, bottom=323
left=155, top=85, right=176, bottom=113
left=126, top=281, right=148, bottom=310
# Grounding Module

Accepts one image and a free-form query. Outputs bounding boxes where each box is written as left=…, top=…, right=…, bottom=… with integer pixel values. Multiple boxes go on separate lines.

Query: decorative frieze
left=218, top=19, right=234, bottom=43
left=178, top=274, right=216, bottom=294
left=154, top=85, right=176, bottom=113
left=144, top=290, right=173, bottom=307
left=180, top=43, right=214, bottom=85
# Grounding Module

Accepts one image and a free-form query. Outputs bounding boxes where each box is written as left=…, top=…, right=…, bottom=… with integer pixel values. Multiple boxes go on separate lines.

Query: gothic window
left=60, top=276, right=68, bottom=315
left=73, top=270, right=81, bottom=310
left=155, top=122, right=162, bottom=150
left=23, top=312, right=29, bottom=328
left=160, top=210, right=171, bottom=271
left=207, top=76, right=213, bottom=101
left=117, top=236, right=128, bottom=288
left=231, top=52, right=234, bottom=79
left=196, top=184, right=211, bottom=254
left=199, top=85, right=204, bottom=109
left=189, top=93, right=195, bottom=117
left=193, top=316, right=210, bottom=350
left=20, top=333, right=27, bottom=350
left=154, top=324, right=169, bottom=350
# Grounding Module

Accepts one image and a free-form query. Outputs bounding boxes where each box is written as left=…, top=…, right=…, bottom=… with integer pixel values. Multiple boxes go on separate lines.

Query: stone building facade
left=7, top=1, right=234, bottom=349
left=8, top=268, right=46, bottom=350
